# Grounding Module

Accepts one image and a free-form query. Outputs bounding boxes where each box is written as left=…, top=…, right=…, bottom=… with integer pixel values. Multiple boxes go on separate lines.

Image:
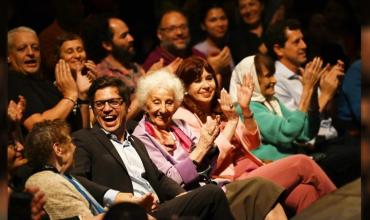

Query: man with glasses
left=71, top=76, right=235, bottom=220
left=142, top=9, right=206, bottom=71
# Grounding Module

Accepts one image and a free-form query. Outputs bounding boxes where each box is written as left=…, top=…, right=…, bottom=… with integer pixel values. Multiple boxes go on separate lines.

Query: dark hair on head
left=80, top=13, right=118, bottom=63
left=54, top=32, right=83, bottom=60
left=25, top=120, right=70, bottom=170
left=88, top=76, right=131, bottom=105
left=263, top=19, right=301, bottom=60
left=199, top=1, right=227, bottom=25
left=254, top=53, right=276, bottom=77
left=176, top=56, right=220, bottom=116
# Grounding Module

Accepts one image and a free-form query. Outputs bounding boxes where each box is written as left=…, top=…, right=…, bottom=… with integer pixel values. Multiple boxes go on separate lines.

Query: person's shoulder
left=193, top=41, right=208, bottom=54
left=172, top=118, right=187, bottom=127
left=143, top=46, right=163, bottom=70
left=72, top=127, right=96, bottom=139
left=26, top=170, right=59, bottom=187
left=128, top=134, right=147, bottom=149
left=192, top=47, right=207, bottom=58
left=146, top=46, right=162, bottom=57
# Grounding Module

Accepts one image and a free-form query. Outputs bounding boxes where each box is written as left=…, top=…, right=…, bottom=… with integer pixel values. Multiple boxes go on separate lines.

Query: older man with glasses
left=142, top=9, right=206, bottom=72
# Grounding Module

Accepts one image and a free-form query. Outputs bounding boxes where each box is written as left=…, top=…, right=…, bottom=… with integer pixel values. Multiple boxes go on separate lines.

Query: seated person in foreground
left=172, top=56, right=336, bottom=215
left=25, top=120, right=104, bottom=220
left=133, top=70, right=287, bottom=220
left=71, top=76, right=235, bottom=220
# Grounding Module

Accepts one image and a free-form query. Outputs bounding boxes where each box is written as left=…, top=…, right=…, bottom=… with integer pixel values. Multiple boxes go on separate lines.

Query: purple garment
left=142, top=46, right=206, bottom=71
left=133, top=116, right=199, bottom=186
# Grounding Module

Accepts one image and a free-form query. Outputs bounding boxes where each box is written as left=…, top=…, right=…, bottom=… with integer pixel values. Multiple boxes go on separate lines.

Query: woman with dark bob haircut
left=173, top=56, right=336, bottom=216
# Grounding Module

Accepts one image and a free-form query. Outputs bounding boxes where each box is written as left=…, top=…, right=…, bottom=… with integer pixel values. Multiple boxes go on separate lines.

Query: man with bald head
left=8, top=26, right=41, bottom=75
left=142, top=9, right=206, bottom=71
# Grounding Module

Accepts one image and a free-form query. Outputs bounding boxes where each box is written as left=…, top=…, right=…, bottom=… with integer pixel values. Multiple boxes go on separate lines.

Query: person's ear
left=52, top=143, right=64, bottom=157
left=102, top=41, right=113, bottom=52
left=273, top=43, right=284, bottom=59
left=157, top=30, right=163, bottom=41
left=201, top=23, right=206, bottom=31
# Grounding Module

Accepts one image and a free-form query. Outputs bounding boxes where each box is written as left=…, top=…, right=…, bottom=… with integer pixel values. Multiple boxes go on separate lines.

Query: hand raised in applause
left=207, top=47, right=232, bottom=73
left=55, top=59, right=78, bottom=100
left=8, top=95, right=26, bottom=123
left=219, top=89, right=238, bottom=121
left=319, top=60, right=344, bottom=100
left=236, top=73, right=254, bottom=113
left=300, top=57, right=328, bottom=90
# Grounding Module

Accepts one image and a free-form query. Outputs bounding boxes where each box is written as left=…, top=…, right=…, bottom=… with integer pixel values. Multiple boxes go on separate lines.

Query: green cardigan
left=237, top=99, right=319, bottom=160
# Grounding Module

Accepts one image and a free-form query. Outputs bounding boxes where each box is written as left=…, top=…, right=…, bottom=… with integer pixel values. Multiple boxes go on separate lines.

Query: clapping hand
left=219, top=89, right=238, bottom=121
left=301, top=57, right=328, bottom=89
left=55, top=59, right=78, bottom=100
left=8, top=95, right=26, bottom=123
left=147, top=57, right=183, bottom=74
left=319, top=60, right=344, bottom=99
left=25, top=186, right=46, bottom=220
left=199, top=116, right=221, bottom=149
left=207, top=47, right=232, bottom=73
left=237, top=73, right=254, bottom=111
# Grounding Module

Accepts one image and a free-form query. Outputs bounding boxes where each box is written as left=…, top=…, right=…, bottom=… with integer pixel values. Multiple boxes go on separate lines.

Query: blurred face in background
left=158, top=11, right=190, bottom=52
left=238, top=0, right=264, bottom=26
left=7, top=140, right=27, bottom=174
left=59, top=38, right=86, bottom=72
left=202, top=7, right=229, bottom=40
left=278, top=28, right=307, bottom=68
left=107, top=18, right=135, bottom=65
left=8, top=31, right=41, bottom=75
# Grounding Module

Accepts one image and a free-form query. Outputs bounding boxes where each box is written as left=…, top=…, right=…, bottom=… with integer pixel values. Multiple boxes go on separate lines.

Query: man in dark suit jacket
left=71, top=76, right=234, bottom=220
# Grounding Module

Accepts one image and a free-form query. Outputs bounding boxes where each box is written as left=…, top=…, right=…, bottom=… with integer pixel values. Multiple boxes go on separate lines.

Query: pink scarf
left=144, top=117, right=193, bottom=153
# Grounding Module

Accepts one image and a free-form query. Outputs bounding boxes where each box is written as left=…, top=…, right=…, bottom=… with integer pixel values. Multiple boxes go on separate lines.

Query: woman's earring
left=184, top=92, right=188, bottom=95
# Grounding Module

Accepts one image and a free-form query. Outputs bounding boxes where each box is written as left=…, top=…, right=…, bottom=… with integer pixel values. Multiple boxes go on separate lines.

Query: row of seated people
left=7, top=10, right=359, bottom=220
left=8, top=73, right=332, bottom=220
left=8, top=11, right=360, bottom=183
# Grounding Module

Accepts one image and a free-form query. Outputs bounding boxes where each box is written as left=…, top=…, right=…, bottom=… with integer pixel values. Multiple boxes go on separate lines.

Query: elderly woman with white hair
left=133, top=69, right=289, bottom=220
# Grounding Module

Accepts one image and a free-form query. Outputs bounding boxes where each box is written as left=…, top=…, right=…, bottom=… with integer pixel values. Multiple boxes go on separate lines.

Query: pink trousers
left=235, top=154, right=337, bottom=214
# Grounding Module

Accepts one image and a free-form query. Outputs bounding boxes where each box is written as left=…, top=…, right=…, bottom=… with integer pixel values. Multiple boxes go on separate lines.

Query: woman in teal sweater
left=232, top=54, right=323, bottom=160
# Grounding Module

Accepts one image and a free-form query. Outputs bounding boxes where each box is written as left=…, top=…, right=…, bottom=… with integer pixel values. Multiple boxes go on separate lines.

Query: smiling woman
left=133, top=70, right=289, bottom=220
left=54, top=33, right=98, bottom=79
left=7, top=27, right=90, bottom=134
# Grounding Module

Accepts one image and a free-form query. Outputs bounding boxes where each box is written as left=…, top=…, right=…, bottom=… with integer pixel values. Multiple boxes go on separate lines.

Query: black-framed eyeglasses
left=93, top=98, right=124, bottom=110
left=159, top=24, right=188, bottom=33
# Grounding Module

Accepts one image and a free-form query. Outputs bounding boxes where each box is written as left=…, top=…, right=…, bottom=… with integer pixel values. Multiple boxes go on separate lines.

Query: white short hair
left=8, top=26, right=37, bottom=49
left=136, top=69, right=184, bottom=108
